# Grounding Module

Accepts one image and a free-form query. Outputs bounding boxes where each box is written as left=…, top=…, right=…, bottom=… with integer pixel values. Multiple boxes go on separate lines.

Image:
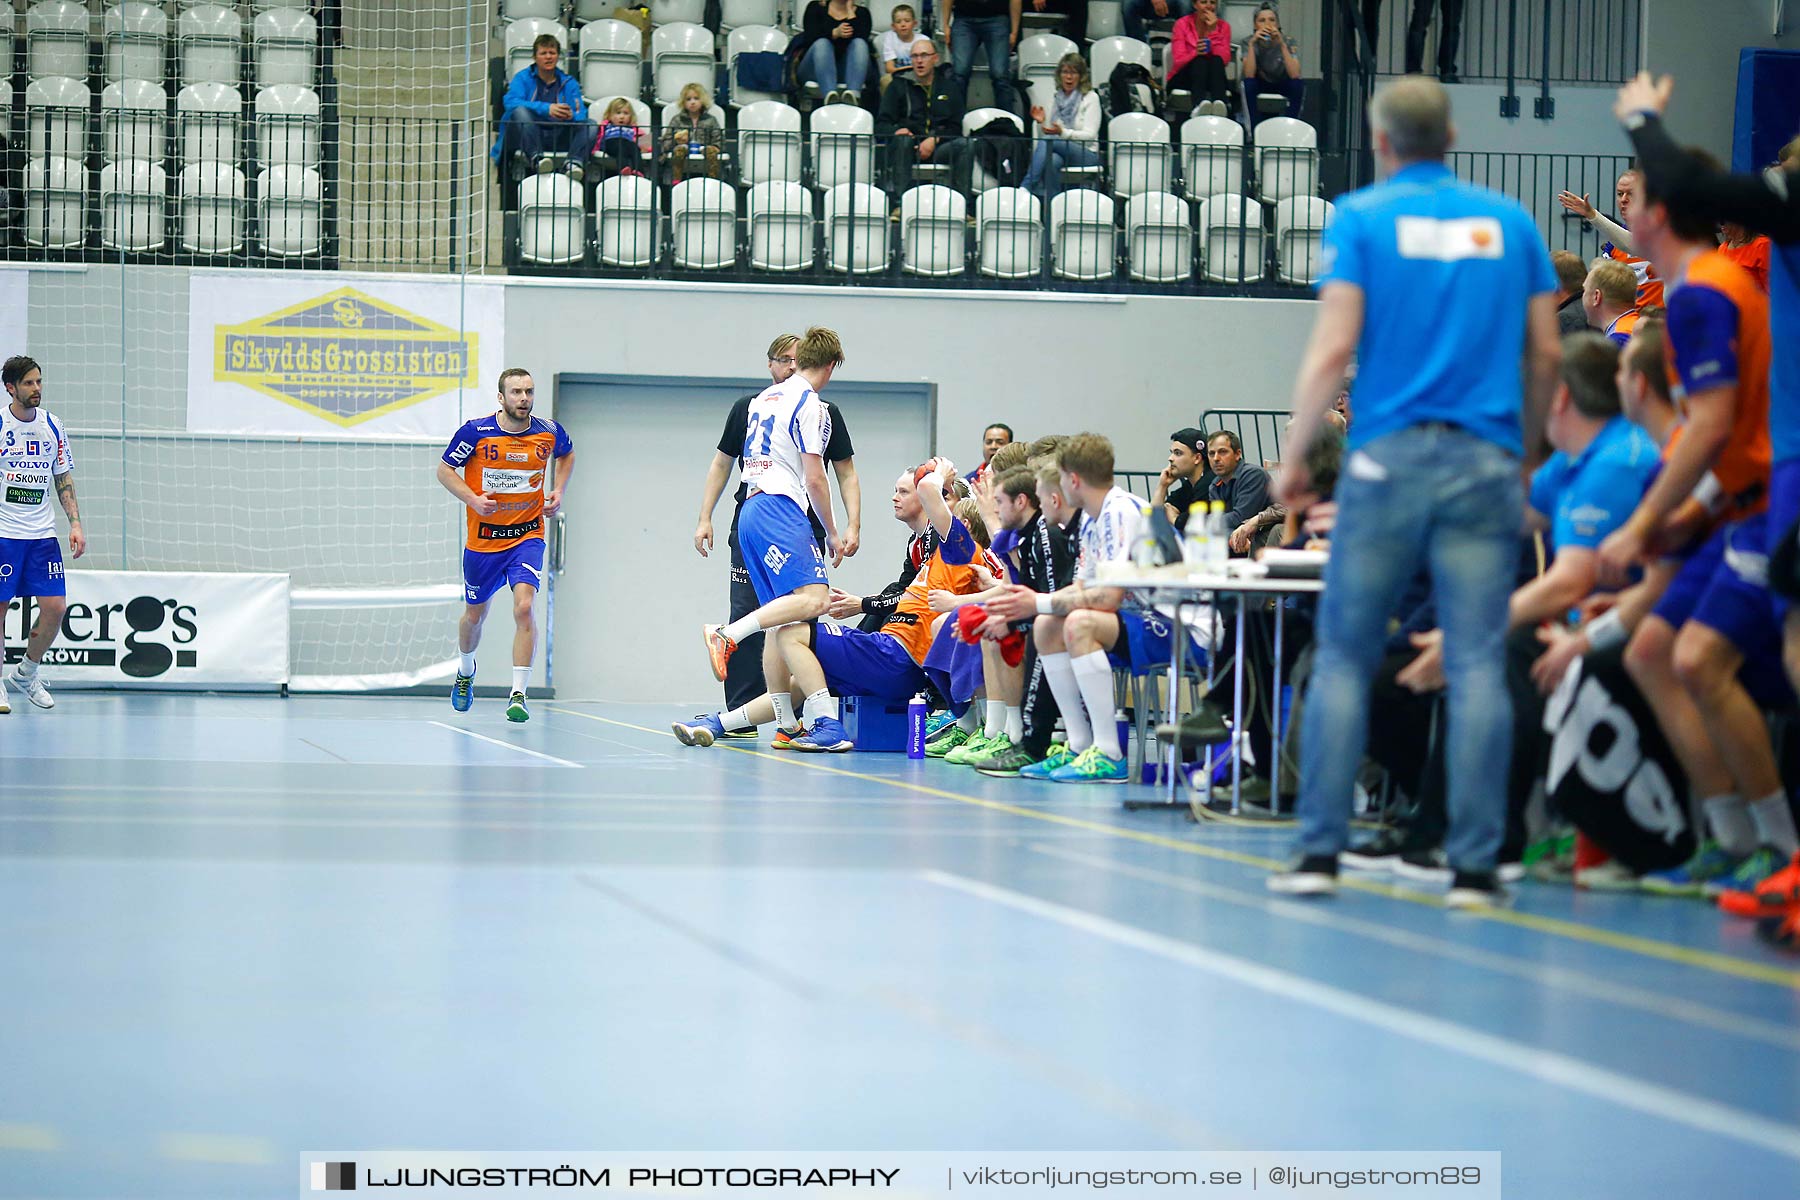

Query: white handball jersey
left=0, top=406, right=72, bottom=540
left=1076, top=485, right=1142, bottom=583
left=739, top=375, right=831, bottom=511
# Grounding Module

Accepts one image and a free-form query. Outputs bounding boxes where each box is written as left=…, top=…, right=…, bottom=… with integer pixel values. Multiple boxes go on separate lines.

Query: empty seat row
left=14, top=2, right=319, bottom=89
left=23, top=154, right=322, bottom=254
left=24, top=78, right=322, bottom=169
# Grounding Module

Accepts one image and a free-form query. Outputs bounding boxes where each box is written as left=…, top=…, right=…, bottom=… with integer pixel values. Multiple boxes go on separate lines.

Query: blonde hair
left=988, top=442, right=1030, bottom=475
left=795, top=326, right=845, bottom=370
left=954, top=497, right=992, bottom=548
left=679, top=81, right=712, bottom=110
left=603, top=97, right=635, bottom=123
left=1056, top=52, right=1091, bottom=94
left=1586, top=259, right=1638, bottom=310
left=1368, top=75, right=1451, bottom=161
left=766, top=333, right=798, bottom=360
left=1057, top=432, right=1115, bottom=487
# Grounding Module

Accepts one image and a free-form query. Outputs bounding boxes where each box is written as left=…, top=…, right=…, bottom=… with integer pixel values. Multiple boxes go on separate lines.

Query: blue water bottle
left=907, top=693, right=929, bottom=759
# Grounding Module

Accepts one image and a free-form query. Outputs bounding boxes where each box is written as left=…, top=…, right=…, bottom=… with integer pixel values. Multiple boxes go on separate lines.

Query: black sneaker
left=1446, top=870, right=1506, bottom=910
left=1154, top=701, right=1230, bottom=747
left=1393, top=848, right=1452, bottom=886
left=1340, top=830, right=1408, bottom=873
left=510, top=149, right=530, bottom=181
left=1266, top=854, right=1338, bottom=896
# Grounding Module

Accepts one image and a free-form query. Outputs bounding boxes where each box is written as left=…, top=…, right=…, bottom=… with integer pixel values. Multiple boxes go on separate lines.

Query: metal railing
left=1448, top=150, right=1639, bottom=257
left=1351, top=0, right=1640, bottom=88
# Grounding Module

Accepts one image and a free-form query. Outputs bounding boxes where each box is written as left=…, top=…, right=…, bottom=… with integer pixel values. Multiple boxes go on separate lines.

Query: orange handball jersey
left=1604, top=242, right=1665, bottom=309
left=441, top=414, right=573, bottom=552
left=881, top=519, right=986, bottom=666
left=1664, top=248, right=1771, bottom=521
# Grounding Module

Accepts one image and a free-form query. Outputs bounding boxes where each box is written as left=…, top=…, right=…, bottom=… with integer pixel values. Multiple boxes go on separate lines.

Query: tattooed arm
left=54, top=470, right=85, bottom=558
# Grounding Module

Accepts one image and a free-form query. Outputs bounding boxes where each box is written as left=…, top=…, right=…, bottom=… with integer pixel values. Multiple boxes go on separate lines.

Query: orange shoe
left=771, top=725, right=805, bottom=750
left=1717, top=851, right=1800, bottom=918
left=1756, top=908, right=1800, bottom=953
left=702, top=624, right=737, bottom=682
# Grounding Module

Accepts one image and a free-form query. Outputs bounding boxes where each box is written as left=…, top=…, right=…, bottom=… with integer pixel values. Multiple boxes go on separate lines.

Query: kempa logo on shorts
left=763, top=545, right=792, bottom=573
left=214, top=287, right=479, bottom=428
left=310, top=1162, right=356, bottom=1191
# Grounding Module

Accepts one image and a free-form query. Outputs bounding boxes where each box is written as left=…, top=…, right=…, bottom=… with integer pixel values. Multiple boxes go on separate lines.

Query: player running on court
left=436, top=367, right=575, bottom=722
left=0, top=356, right=85, bottom=714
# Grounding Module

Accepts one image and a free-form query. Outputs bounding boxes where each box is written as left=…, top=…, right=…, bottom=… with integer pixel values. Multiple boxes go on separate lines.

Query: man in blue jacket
left=492, top=33, right=593, bottom=183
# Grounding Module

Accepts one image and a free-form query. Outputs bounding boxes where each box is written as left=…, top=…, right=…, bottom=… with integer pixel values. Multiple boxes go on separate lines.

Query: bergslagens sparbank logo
left=214, top=287, right=479, bottom=427
left=310, top=1162, right=356, bottom=1191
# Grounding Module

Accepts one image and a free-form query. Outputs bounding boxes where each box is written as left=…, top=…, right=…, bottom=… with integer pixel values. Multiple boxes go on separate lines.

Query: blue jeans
left=1019, top=137, right=1099, bottom=200
left=950, top=14, right=1017, bottom=114
left=1294, top=424, right=1523, bottom=873
left=500, top=107, right=595, bottom=168
left=1123, top=0, right=1193, bottom=42
left=1244, top=76, right=1304, bottom=124
left=801, top=36, right=872, bottom=96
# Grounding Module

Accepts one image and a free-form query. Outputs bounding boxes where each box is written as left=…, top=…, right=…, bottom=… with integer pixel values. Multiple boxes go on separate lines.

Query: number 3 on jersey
left=748, top=413, right=776, bottom=457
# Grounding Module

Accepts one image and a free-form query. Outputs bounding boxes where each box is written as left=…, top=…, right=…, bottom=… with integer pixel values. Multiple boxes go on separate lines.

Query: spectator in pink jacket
left=1167, top=0, right=1233, bottom=117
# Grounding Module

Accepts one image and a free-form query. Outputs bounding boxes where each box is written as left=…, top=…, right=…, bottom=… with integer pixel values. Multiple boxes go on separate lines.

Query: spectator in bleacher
left=1124, top=0, right=1193, bottom=45
left=1205, top=430, right=1269, bottom=547
left=1550, top=248, right=1590, bottom=336
left=493, top=33, right=593, bottom=183
left=944, top=0, right=1023, bottom=117
left=1240, top=4, right=1302, bottom=125
left=1026, top=0, right=1087, bottom=46
left=662, top=82, right=725, bottom=183
left=1019, top=53, right=1101, bottom=202
left=1719, top=221, right=1771, bottom=294
left=1403, top=0, right=1463, bottom=82
left=1557, top=170, right=1665, bottom=308
left=594, top=97, right=653, bottom=179
left=878, top=39, right=974, bottom=200
left=1165, top=0, right=1232, bottom=118
left=1582, top=258, right=1641, bottom=346
left=879, top=5, right=925, bottom=92
left=1152, top=426, right=1213, bottom=532
left=797, top=0, right=875, bottom=107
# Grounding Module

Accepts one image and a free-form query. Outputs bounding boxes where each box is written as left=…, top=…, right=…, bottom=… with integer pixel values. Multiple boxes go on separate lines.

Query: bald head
left=909, top=37, right=939, bottom=80
left=1368, top=75, right=1453, bottom=164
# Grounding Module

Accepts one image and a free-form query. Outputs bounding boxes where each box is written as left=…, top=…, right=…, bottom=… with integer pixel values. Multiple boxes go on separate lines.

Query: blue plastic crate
left=840, top=695, right=910, bottom=752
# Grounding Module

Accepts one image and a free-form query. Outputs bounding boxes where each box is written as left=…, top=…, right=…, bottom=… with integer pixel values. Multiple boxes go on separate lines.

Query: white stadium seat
left=596, top=172, right=657, bottom=267
left=811, top=104, right=875, bottom=191
left=579, top=20, right=643, bottom=105
left=976, top=187, right=1043, bottom=279
left=1090, top=37, right=1152, bottom=112
left=259, top=164, right=322, bottom=255
left=727, top=25, right=790, bottom=108
left=25, top=156, right=87, bottom=249
left=573, top=0, right=628, bottom=23
left=1198, top=191, right=1265, bottom=283
left=255, top=84, right=321, bottom=171
left=864, top=0, right=906, bottom=32
left=179, top=4, right=245, bottom=88
left=720, top=0, right=780, bottom=33
left=1126, top=191, right=1193, bottom=283
left=651, top=23, right=715, bottom=107
left=1273, top=195, right=1334, bottom=284
left=518, top=172, right=587, bottom=264
left=1050, top=189, right=1115, bottom=281
left=1016, top=34, right=1078, bottom=115
left=27, top=76, right=92, bottom=162
left=507, top=18, right=570, bottom=79
left=962, top=107, right=1026, bottom=193
left=101, top=160, right=168, bottom=252
left=503, top=0, right=564, bottom=21
left=102, top=79, right=169, bottom=163
left=1087, top=0, right=1124, bottom=39
left=27, top=1, right=88, bottom=82
left=180, top=161, right=246, bottom=253
left=747, top=181, right=815, bottom=272
left=652, top=0, right=707, bottom=26
left=1253, top=115, right=1319, bottom=203
left=821, top=182, right=888, bottom=274
left=253, top=8, right=318, bottom=89
left=105, top=3, right=171, bottom=86
left=177, top=81, right=242, bottom=167
left=899, top=184, right=966, bottom=277
left=1107, top=112, right=1173, bottom=198
left=737, top=100, right=803, bottom=186
left=1181, top=113, right=1243, bottom=201
left=670, top=177, right=738, bottom=270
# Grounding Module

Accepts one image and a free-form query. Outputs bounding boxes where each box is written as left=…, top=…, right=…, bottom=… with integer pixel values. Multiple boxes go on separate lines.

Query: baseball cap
left=1170, top=427, right=1206, bottom=452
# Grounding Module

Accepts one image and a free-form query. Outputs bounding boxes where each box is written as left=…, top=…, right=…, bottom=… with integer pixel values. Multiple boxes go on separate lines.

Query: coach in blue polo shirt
left=1268, top=76, right=1563, bottom=908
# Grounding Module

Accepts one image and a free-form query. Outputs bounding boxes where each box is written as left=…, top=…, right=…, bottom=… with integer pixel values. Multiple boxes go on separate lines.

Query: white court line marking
left=427, top=721, right=583, bottom=768
left=0, top=813, right=1092, bottom=837
left=0, top=1123, right=60, bottom=1151
left=155, top=1133, right=275, bottom=1165
left=921, top=869, right=1800, bottom=1163
left=1030, top=844, right=1800, bottom=1054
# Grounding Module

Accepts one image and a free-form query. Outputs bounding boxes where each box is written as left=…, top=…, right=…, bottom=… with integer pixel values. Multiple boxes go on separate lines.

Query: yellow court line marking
left=547, top=707, right=1800, bottom=989
left=155, top=1133, right=275, bottom=1166
left=0, top=1123, right=60, bottom=1152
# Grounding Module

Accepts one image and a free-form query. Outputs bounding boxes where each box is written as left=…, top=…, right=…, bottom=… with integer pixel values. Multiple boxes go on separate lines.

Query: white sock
left=1041, top=652, right=1092, bottom=753
left=16, top=657, right=38, bottom=679
left=772, top=693, right=799, bottom=731
left=721, top=706, right=754, bottom=731
left=459, top=651, right=476, bottom=676
left=1005, top=704, right=1023, bottom=743
left=722, top=614, right=761, bottom=643
left=1073, top=650, right=1122, bottom=759
left=1748, top=790, right=1800, bottom=857
left=1703, top=793, right=1757, bottom=856
left=958, top=705, right=982, bottom=733
left=984, top=700, right=1007, bottom=738
left=802, top=688, right=837, bottom=724
left=511, top=666, right=529, bottom=695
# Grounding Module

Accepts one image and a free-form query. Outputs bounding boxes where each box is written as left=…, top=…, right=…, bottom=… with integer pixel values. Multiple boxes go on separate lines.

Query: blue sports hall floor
left=2, top=694, right=1798, bottom=1199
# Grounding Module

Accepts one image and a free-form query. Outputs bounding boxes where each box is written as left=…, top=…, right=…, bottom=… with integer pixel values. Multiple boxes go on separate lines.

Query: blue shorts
left=462, top=538, right=545, bottom=606
left=922, top=618, right=986, bottom=715
left=737, top=492, right=827, bottom=606
left=1108, top=607, right=1204, bottom=673
left=1651, top=516, right=1791, bottom=706
left=0, top=537, right=65, bottom=603
left=813, top=621, right=928, bottom=703
left=1767, top=460, right=1800, bottom=621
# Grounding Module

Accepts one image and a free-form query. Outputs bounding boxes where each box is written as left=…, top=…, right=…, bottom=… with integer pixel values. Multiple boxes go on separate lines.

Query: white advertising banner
left=0, top=269, right=28, bottom=358
left=2, top=571, right=290, bottom=688
left=185, top=270, right=505, bottom=437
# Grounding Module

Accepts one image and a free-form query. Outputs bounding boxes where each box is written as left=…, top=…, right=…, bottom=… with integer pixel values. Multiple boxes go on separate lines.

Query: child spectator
left=879, top=5, right=924, bottom=92
left=662, top=82, right=725, bottom=182
left=593, top=97, right=652, bottom=178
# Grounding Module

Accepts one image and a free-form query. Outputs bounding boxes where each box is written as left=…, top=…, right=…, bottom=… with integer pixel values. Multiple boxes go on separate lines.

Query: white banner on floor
left=3, top=570, right=289, bottom=688
left=186, top=270, right=505, bottom=437
left=0, top=269, right=28, bottom=358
